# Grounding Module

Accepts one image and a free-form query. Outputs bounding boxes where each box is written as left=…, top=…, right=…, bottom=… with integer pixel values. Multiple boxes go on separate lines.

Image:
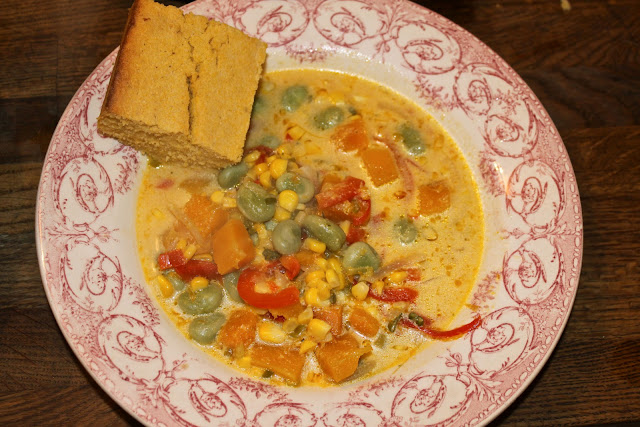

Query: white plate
left=36, top=0, right=583, bottom=425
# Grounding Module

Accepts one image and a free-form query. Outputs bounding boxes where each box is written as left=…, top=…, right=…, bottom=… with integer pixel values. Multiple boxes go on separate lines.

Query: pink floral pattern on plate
left=36, top=0, right=582, bottom=425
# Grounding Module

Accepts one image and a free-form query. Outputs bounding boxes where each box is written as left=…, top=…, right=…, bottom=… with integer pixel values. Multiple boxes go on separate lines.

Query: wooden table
left=1, top=0, right=638, bottom=425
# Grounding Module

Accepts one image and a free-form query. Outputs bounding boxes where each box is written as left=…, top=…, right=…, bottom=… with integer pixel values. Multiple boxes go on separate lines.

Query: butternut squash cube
left=418, top=181, right=450, bottom=216
left=331, top=117, right=369, bottom=152
left=313, top=306, right=343, bottom=336
left=315, top=334, right=371, bottom=382
left=250, top=344, right=307, bottom=384
left=348, top=306, right=379, bottom=337
left=184, top=194, right=228, bottom=237
left=212, top=218, right=255, bottom=274
left=217, top=309, right=258, bottom=350
left=360, top=146, right=399, bottom=187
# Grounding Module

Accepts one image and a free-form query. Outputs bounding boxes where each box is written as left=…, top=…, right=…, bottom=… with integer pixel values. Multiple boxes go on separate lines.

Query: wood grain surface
left=1, top=0, right=638, bottom=425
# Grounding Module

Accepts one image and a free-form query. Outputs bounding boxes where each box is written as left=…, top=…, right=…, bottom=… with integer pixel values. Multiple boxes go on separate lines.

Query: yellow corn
left=304, top=288, right=320, bottom=306
left=351, top=281, right=369, bottom=301
left=325, top=268, right=340, bottom=289
left=192, top=253, right=213, bottom=262
left=297, top=307, right=313, bottom=324
left=183, top=243, right=197, bottom=260
left=282, top=318, right=299, bottom=334
left=372, top=280, right=385, bottom=295
left=299, top=339, right=317, bottom=354
left=243, top=150, right=261, bottom=164
left=339, top=220, right=350, bottom=235
left=274, top=206, right=292, bottom=221
left=152, top=208, right=164, bottom=219
left=253, top=162, right=269, bottom=176
left=259, top=171, right=272, bottom=188
left=276, top=144, right=291, bottom=158
left=254, top=223, right=268, bottom=241
left=266, top=155, right=277, bottom=164
left=328, top=258, right=345, bottom=289
left=176, top=239, right=187, bottom=252
left=388, top=271, right=408, bottom=284
left=304, top=141, right=321, bottom=155
left=307, top=319, right=331, bottom=342
left=296, top=203, right=306, bottom=211
left=317, top=282, right=331, bottom=300
left=190, top=276, right=209, bottom=292
left=305, top=270, right=325, bottom=284
left=294, top=211, right=307, bottom=225
left=237, top=356, right=252, bottom=369
left=287, top=125, right=305, bottom=140
left=156, top=275, right=173, bottom=298
left=270, top=158, right=288, bottom=179
left=222, top=197, right=237, bottom=208
left=210, top=190, right=224, bottom=204
left=278, top=190, right=299, bottom=212
left=329, top=91, right=345, bottom=105
left=315, top=258, right=329, bottom=269
left=305, top=238, right=326, bottom=253
left=258, top=322, right=286, bottom=344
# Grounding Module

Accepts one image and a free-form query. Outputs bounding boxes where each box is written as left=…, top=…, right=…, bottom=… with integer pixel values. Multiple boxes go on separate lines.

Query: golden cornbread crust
left=97, top=0, right=267, bottom=168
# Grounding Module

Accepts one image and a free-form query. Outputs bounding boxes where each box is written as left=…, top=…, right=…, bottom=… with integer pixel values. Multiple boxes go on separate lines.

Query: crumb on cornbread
left=97, top=0, right=267, bottom=168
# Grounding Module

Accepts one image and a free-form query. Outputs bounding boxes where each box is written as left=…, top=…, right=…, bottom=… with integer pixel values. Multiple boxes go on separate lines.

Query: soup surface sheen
left=137, top=69, right=484, bottom=387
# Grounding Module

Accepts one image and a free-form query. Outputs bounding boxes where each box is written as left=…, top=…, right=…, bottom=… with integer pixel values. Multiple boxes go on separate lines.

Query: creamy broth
left=137, top=70, right=484, bottom=387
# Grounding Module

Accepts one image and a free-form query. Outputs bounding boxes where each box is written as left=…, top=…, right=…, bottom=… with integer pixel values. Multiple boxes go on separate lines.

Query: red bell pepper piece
left=346, top=225, right=366, bottom=244
left=279, top=255, right=301, bottom=280
left=316, top=176, right=364, bottom=209
left=400, top=315, right=482, bottom=340
left=368, top=287, right=418, bottom=303
left=237, top=268, right=300, bottom=309
left=157, top=249, right=187, bottom=270
left=174, top=259, right=219, bottom=281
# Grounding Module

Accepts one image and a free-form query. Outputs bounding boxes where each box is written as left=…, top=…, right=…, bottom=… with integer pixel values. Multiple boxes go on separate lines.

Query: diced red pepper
left=280, top=255, right=301, bottom=280
left=346, top=225, right=366, bottom=244
left=400, top=316, right=482, bottom=340
left=157, top=249, right=187, bottom=270
left=316, top=176, right=365, bottom=209
left=174, top=259, right=220, bottom=281
left=405, top=268, right=421, bottom=282
left=237, top=268, right=300, bottom=309
left=368, top=287, right=418, bottom=303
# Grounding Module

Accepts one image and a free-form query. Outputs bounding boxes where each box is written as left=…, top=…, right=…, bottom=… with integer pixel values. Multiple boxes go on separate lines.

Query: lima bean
left=342, top=242, right=381, bottom=273
left=237, top=181, right=277, bottom=223
left=282, top=85, right=310, bottom=112
left=273, top=219, right=302, bottom=255
left=222, top=271, right=242, bottom=303
left=398, top=123, right=426, bottom=155
left=218, top=162, right=249, bottom=189
left=302, top=215, right=346, bottom=252
left=275, top=172, right=315, bottom=203
left=394, top=217, right=418, bottom=244
left=189, top=313, right=226, bottom=345
left=177, top=284, right=223, bottom=315
left=314, top=106, right=344, bottom=130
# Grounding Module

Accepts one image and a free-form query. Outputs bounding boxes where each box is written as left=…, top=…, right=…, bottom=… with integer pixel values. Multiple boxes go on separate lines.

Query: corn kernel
left=266, top=155, right=277, bottom=164
left=152, top=208, right=164, bottom=219
left=339, top=220, right=350, bottom=235
left=299, top=339, right=317, bottom=354
left=210, top=191, right=224, bottom=204
left=317, top=282, right=331, bottom=300
left=305, top=238, right=326, bottom=253
left=372, top=280, right=385, bottom=295
left=244, top=150, right=261, bottom=164
left=388, top=271, right=408, bottom=284
left=307, top=319, right=331, bottom=342
left=259, top=322, right=286, bottom=344
left=328, top=257, right=342, bottom=274
left=237, top=356, right=252, bottom=369
left=253, top=162, right=269, bottom=176
left=183, top=243, right=197, bottom=260
left=192, top=253, right=213, bottom=261
left=276, top=144, right=291, bottom=158
left=294, top=211, right=307, bottom=225
left=274, top=206, right=292, bottom=221
left=190, top=276, right=209, bottom=292
left=287, top=125, right=305, bottom=140
left=282, top=318, right=299, bottom=334
left=304, top=141, right=321, bottom=155
left=296, top=203, right=305, bottom=211
left=298, top=307, right=313, bottom=324
left=278, top=190, right=299, bottom=212
left=176, top=239, right=187, bottom=251
left=156, top=275, right=173, bottom=298
left=325, top=269, right=340, bottom=289
left=351, top=281, right=370, bottom=301
left=304, top=288, right=319, bottom=306
left=259, top=171, right=272, bottom=188
left=329, top=91, right=346, bottom=105
left=270, top=159, right=288, bottom=179
left=222, top=197, right=237, bottom=208
left=305, top=270, right=325, bottom=284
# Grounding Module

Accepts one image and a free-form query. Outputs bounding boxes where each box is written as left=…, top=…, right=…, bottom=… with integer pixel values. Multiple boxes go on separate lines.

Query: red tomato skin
left=237, top=269, right=299, bottom=309
left=157, top=249, right=187, bottom=270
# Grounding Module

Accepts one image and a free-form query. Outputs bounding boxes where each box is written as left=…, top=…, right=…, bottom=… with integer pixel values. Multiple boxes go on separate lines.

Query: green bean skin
left=281, top=85, right=310, bottom=112
left=342, top=242, right=381, bottom=273
left=218, top=162, right=249, bottom=189
left=394, top=217, right=418, bottom=244
left=237, top=182, right=277, bottom=223
left=273, top=219, right=303, bottom=255
left=302, top=214, right=346, bottom=252
left=222, top=271, right=242, bottom=303
left=398, top=123, right=426, bottom=155
left=275, top=172, right=315, bottom=203
left=189, top=313, right=226, bottom=345
left=314, top=106, right=345, bottom=130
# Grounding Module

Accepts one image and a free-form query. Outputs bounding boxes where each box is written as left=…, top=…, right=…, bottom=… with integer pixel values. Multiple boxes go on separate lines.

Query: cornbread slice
left=97, top=0, right=267, bottom=168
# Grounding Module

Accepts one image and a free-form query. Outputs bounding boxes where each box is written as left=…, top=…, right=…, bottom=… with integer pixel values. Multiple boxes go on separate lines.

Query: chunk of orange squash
left=348, top=307, right=379, bottom=337
left=217, top=309, right=258, bottom=350
left=418, top=181, right=450, bottom=216
left=313, top=306, right=343, bottom=336
left=212, top=218, right=255, bottom=274
left=250, top=344, right=307, bottom=384
left=270, top=302, right=305, bottom=320
left=315, top=334, right=371, bottom=382
left=331, top=117, right=369, bottom=152
left=360, top=146, right=399, bottom=187
left=183, top=194, right=228, bottom=237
